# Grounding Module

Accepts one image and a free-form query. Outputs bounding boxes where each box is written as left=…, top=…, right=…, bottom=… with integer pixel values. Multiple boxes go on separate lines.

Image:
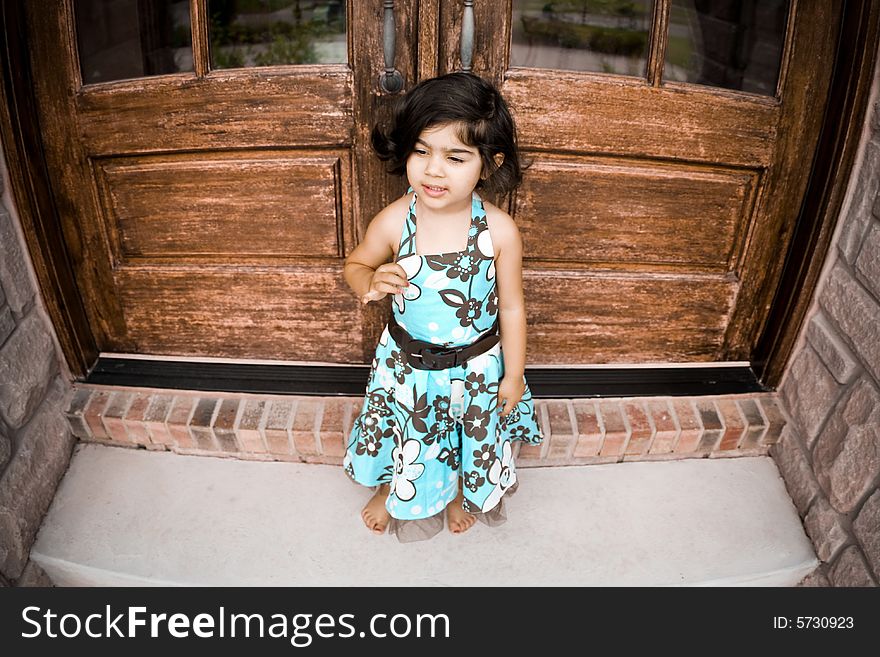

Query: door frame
left=753, top=0, right=880, bottom=386
left=1, top=0, right=877, bottom=388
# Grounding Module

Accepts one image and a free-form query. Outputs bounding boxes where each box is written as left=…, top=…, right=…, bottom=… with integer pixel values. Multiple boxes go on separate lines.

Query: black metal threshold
left=83, top=357, right=769, bottom=397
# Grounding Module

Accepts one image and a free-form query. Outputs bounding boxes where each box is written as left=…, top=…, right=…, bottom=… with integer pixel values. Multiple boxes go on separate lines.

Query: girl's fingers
left=499, top=396, right=521, bottom=416
left=361, top=282, right=404, bottom=304
left=377, top=273, right=409, bottom=289
left=377, top=265, right=410, bottom=288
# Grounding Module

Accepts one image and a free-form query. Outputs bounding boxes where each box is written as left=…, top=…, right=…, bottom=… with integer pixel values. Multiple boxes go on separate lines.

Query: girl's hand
left=497, top=375, right=525, bottom=417
left=361, top=263, right=410, bottom=304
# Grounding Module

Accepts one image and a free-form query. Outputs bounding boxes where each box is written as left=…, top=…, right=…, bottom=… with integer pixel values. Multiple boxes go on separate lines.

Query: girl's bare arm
left=486, top=205, right=527, bottom=380
left=344, top=197, right=410, bottom=302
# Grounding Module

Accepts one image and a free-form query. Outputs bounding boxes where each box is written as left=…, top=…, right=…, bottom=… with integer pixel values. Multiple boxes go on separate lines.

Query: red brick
left=671, top=399, right=701, bottom=453
left=694, top=400, right=723, bottom=451
left=122, top=393, right=152, bottom=446
left=102, top=391, right=134, bottom=443
left=84, top=390, right=111, bottom=439
left=143, top=394, right=175, bottom=447
left=320, top=398, right=351, bottom=458
left=546, top=401, right=574, bottom=435
left=572, top=401, right=602, bottom=457
left=758, top=396, right=787, bottom=445
left=267, top=400, right=296, bottom=456
left=189, top=398, right=220, bottom=451
left=716, top=399, right=746, bottom=450
left=65, top=388, right=94, bottom=439
left=517, top=442, right=543, bottom=460
left=237, top=399, right=267, bottom=453
left=546, top=401, right=575, bottom=459
left=167, top=396, right=197, bottom=449
left=737, top=398, right=767, bottom=448
left=213, top=398, right=241, bottom=453
left=622, top=400, right=653, bottom=455
left=647, top=399, right=678, bottom=454
left=598, top=401, right=629, bottom=457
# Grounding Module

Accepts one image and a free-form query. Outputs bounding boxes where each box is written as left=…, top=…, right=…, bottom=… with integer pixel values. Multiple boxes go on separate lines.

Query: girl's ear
left=482, top=153, right=505, bottom=180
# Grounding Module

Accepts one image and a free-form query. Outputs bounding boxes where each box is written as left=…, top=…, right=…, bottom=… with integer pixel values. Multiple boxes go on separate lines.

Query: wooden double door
left=25, top=0, right=841, bottom=366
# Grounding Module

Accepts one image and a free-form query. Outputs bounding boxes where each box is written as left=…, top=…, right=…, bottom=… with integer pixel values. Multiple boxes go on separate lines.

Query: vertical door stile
left=646, top=0, right=670, bottom=86
left=189, top=0, right=210, bottom=78
left=417, top=0, right=440, bottom=82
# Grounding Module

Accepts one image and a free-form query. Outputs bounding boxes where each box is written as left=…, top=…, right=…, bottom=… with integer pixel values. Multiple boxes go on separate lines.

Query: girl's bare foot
left=361, top=484, right=391, bottom=535
left=446, top=480, right=477, bottom=534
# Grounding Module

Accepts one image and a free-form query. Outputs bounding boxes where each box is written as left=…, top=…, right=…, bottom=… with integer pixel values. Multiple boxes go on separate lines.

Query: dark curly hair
left=371, top=72, right=523, bottom=197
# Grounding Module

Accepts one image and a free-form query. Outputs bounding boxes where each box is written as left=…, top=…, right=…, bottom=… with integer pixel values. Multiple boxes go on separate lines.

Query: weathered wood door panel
left=27, top=0, right=415, bottom=362
left=27, top=0, right=841, bottom=367
left=438, top=0, right=839, bottom=363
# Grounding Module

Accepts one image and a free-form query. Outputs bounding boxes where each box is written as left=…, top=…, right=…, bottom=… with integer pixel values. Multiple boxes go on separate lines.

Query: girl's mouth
left=422, top=184, right=447, bottom=197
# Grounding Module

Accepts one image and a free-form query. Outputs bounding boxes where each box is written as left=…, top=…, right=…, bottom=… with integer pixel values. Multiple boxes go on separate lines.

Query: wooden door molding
left=720, top=0, right=842, bottom=359
left=0, top=1, right=96, bottom=378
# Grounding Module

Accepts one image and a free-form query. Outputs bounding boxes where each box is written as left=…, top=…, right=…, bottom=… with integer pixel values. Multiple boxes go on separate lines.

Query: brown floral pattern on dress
left=344, top=190, right=544, bottom=527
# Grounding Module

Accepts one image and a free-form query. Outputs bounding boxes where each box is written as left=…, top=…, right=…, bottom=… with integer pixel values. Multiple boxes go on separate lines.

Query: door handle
left=460, top=1, right=475, bottom=72
left=379, top=0, right=404, bottom=93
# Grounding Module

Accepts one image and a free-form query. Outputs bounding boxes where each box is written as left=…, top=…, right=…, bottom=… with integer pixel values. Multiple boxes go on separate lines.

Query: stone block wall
left=773, top=61, right=880, bottom=587
left=0, top=146, right=75, bottom=586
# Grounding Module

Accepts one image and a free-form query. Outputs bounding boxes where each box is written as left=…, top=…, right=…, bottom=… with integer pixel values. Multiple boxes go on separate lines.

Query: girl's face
left=405, top=122, right=484, bottom=214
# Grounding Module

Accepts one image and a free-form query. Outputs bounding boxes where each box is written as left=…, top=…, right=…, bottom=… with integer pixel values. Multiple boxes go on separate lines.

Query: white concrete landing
left=31, top=443, right=818, bottom=586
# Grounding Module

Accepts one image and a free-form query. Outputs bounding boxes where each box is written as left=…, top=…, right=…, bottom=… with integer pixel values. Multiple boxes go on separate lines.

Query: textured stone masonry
left=774, top=71, right=880, bottom=587
left=0, top=166, right=75, bottom=586
left=63, top=385, right=784, bottom=467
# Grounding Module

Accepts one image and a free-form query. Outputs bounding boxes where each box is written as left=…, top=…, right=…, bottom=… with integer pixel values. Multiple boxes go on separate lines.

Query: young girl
left=342, top=72, right=543, bottom=542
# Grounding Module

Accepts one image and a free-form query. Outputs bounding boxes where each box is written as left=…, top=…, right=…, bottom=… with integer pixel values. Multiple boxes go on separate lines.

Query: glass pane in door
left=510, top=0, right=653, bottom=76
left=75, top=0, right=194, bottom=84
left=664, top=0, right=789, bottom=95
left=208, top=0, right=347, bottom=69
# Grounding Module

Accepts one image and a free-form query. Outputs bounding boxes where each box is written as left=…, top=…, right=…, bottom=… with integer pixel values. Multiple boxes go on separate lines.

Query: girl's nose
left=424, top=154, right=444, bottom=177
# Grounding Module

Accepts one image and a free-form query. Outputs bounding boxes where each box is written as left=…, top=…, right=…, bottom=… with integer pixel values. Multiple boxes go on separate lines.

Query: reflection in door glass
left=510, top=0, right=652, bottom=75
left=664, top=0, right=788, bottom=95
left=208, top=1, right=347, bottom=69
left=75, top=0, right=193, bottom=84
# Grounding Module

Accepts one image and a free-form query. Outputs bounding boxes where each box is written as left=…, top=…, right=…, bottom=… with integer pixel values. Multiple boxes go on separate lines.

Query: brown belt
left=387, top=313, right=500, bottom=370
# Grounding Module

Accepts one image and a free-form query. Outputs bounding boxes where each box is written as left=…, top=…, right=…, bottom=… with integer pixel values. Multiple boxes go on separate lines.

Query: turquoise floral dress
left=344, top=190, right=543, bottom=541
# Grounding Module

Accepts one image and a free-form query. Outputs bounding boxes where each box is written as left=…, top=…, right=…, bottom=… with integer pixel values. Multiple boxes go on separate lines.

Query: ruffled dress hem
left=346, top=472, right=520, bottom=543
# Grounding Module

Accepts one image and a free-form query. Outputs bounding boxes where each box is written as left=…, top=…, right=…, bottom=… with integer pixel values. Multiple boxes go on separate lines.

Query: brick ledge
left=64, top=385, right=785, bottom=466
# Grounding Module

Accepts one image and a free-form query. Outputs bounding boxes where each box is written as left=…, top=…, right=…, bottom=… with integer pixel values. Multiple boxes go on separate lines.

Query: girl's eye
left=449, top=157, right=464, bottom=164
left=414, top=149, right=428, bottom=156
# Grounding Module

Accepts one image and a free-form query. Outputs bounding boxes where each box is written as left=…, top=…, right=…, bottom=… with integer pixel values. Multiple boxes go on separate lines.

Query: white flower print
left=423, top=270, right=450, bottom=290
left=482, top=440, right=517, bottom=511
left=477, top=228, right=494, bottom=259
left=402, top=282, right=421, bottom=300
left=394, top=380, right=414, bottom=407
left=376, top=362, right=397, bottom=393
left=391, top=438, right=425, bottom=502
left=398, top=253, right=422, bottom=279
left=449, top=378, right=466, bottom=421
left=392, top=254, right=422, bottom=313
left=466, top=342, right=500, bottom=373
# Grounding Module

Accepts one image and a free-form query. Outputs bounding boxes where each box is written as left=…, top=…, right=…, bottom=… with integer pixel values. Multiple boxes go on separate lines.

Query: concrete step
left=31, top=443, right=817, bottom=586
